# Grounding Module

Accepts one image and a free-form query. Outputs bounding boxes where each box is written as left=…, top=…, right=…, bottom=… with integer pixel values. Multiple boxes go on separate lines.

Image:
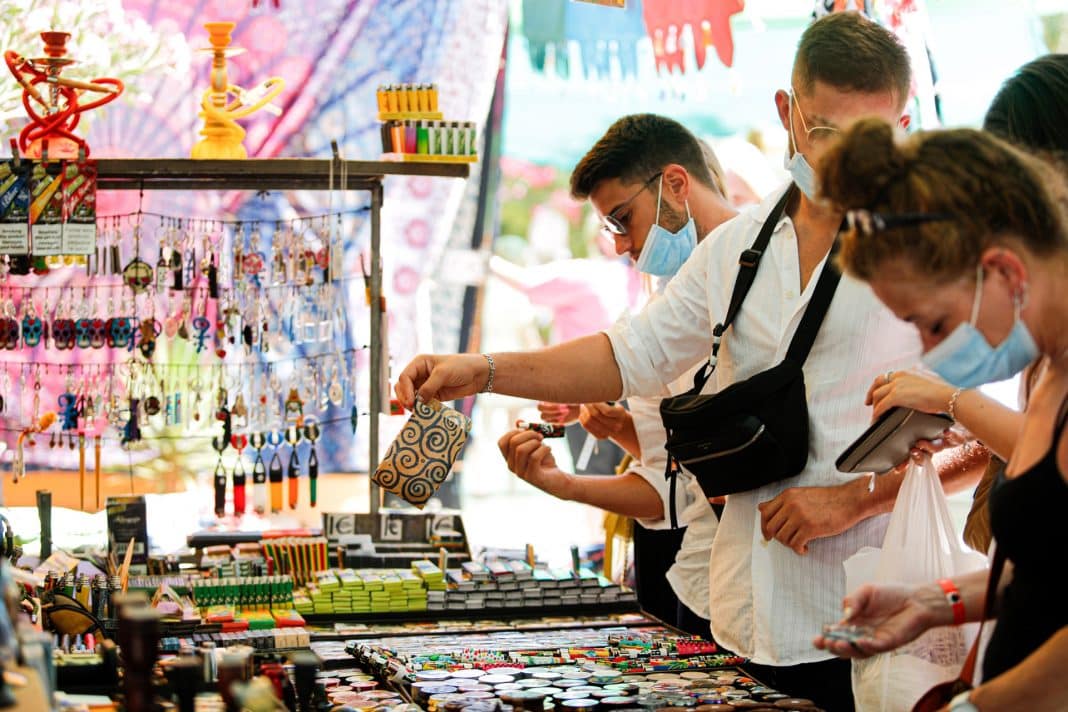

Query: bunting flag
left=519, top=0, right=744, bottom=79
left=522, top=0, right=571, bottom=78
left=564, top=0, right=647, bottom=80
left=643, top=0, right=744, bottom=74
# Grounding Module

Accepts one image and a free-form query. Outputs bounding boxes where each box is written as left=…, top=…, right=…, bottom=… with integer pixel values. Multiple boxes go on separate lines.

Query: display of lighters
left=376, top=83, right=440, bottom=118
left=376, top=81, right=477, bottom=163
left=380, top=120, right=478, bottom=162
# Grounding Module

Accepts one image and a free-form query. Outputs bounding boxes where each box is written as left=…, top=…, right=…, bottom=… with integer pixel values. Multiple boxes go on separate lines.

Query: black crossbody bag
left=659, top=186, right=841, bottom=512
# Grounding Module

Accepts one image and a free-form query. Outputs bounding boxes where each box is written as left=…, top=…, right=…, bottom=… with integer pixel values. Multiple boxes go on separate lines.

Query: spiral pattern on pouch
left=401, top=475, right=434, bottom=504
left=372, top=458, right=402, bottom=490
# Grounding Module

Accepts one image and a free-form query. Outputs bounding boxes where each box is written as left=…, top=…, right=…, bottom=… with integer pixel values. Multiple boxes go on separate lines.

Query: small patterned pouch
left=372, top=397, right=471, bottom=508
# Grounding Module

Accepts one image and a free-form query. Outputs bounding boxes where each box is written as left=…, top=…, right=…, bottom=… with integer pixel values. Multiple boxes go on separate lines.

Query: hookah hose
left=5, top=51, right=123, bottom=157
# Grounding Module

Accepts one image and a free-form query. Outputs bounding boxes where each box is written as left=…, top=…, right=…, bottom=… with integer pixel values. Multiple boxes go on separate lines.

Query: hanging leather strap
left=784, top=241, right=841, bottom=365
left=958, top=544, right=1008, bottom=686
left=694, top=185, right=795, bottom=391
left=693, top=184, right=841, bottom=389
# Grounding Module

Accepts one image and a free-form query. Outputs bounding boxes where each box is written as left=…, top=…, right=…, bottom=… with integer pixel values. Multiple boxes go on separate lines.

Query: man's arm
left=396, top=334, right=623, bottom=409
left=498, top=429, right=664, bottom=519
left=397, top=224, right=722, bottom=409
left=760, top=442, right=989, bottom=555
left=567, top=472, right=665, bottom=520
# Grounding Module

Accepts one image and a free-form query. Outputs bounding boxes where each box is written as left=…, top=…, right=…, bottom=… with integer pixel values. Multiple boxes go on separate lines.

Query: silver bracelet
left=480, top=353, right=495, bottom=393
left=948, top=387, right=964, bottom=421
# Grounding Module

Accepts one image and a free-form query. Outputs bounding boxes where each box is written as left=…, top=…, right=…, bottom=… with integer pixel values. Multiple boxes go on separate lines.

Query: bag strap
left=957, top=543, right=1008, bottom=686
left=783, top=241, right=841, bottom=365
left=693, top=185, right=796, bottom=391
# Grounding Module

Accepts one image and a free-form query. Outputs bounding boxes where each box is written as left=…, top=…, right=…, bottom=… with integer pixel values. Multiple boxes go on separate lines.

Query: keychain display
left=285, top=423, right=301, bottom=511
left=268, top=430, right=284, bottom=514
left=0, top=202, right=373, bottom=518
left=212, top=433, right=228, bottom=517
left=249, top=432, right=268, bottom=515
left=230, top=433, right=248, bottom=514
left=305, top=418, right=321, bottom=508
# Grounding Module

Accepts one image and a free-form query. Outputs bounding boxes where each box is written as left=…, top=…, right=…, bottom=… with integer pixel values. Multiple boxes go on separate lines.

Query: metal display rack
left=95, top=158, right=470, bottom=516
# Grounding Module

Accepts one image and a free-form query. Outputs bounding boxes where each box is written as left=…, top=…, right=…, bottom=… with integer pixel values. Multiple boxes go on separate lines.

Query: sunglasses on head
left=845, top=210, right=954, bottom=236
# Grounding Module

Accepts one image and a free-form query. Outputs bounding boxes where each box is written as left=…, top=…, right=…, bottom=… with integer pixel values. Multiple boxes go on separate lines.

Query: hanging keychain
left=249, top=432, right=268, bottom=515
left=267, top=430, right=284, bottom=513
left=212, top=433, right=228, bottom=517
left=230, top=433, right=248, bottom=515
left=304, top=418, right=320, bottom=508
left=284, top=423, right=302, bottom=510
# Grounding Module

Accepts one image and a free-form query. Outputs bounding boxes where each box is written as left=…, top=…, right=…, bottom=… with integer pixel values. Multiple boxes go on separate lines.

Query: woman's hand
left=866, top=369, right=957, bottom=421
left=578, top=402, right=631, bottom=440
left=537, top=402, right=581, bottom=425
left=813, top=582, right=952, bottom=658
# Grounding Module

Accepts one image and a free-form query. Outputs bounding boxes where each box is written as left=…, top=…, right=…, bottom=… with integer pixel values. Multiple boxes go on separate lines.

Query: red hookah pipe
left=5, top=50, right=123, bottom=157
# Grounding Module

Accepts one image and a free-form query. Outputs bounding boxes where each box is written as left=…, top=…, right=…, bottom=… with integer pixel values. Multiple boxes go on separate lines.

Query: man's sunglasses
left=601, top=172, right=663, bottom=236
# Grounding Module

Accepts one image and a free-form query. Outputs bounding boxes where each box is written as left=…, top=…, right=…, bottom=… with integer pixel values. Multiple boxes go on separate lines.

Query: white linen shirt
left=665, top=476, right=717, bottom=621
left=605, top=185, right=922, bottom=665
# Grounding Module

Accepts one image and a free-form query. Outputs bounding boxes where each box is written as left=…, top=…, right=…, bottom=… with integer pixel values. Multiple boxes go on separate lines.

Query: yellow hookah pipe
left=191, top=22, right=285, bottom=159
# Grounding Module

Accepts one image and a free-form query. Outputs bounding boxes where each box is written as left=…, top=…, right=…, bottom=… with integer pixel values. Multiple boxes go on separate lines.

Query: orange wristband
left=938, top=578, right=966, bottom=625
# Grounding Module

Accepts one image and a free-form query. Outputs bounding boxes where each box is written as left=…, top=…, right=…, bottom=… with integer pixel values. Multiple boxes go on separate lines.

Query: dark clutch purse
left=372, top=397, right=471, bottom=508
left=836, top=406, right=954, bottom=474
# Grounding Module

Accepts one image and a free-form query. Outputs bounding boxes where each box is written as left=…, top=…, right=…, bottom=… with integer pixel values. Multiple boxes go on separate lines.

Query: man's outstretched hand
left=395, top=353, right=490, bottom=409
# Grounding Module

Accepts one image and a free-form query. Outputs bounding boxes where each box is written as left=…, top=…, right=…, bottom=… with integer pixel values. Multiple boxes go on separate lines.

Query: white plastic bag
left=843, top=454, right=987, bottom=712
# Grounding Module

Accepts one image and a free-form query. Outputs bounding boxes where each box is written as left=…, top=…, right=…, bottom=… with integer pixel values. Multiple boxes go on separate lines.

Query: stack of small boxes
left=413, top=560, right=446, bottom=612
left=377, top=82, right=478, bottom=163
left=294, top=569, right=430, bottom=616
left=288, top=562, right=636, bottom=618
left=435, top=560, right=634, bottom=612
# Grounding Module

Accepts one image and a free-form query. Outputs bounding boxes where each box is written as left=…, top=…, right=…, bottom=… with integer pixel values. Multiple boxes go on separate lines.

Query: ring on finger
left=884, top=370, right=894, bottom=384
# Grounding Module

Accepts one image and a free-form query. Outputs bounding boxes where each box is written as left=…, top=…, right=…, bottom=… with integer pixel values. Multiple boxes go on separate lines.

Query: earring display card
left=0, top=159, right=31, bottom=255
left=29, top=162, right=64, bottom=257
left=372, top=398, right=471, bottom=508
left=62, top=161, right=97, bottom=256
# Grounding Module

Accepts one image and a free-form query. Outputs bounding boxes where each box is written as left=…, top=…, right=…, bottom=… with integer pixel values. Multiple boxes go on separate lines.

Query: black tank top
left=982, top=397, right=1068, bottom=681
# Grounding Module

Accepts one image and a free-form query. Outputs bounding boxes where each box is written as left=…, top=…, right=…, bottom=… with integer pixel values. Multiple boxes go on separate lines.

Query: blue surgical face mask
left=784, top=93, right=819, bottom=201
left=634, top=175, right=697, bottom=278
left=922, top=266, right=1039, bottom=388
